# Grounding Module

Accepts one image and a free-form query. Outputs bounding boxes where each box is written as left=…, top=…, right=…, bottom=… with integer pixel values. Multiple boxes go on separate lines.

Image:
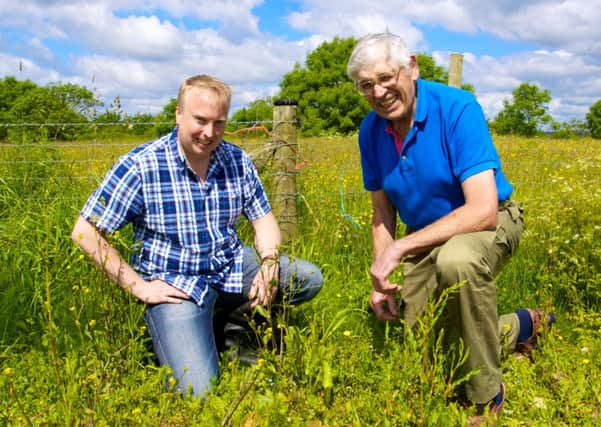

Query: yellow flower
left=533, top=397, right=547, bottom=409
left=2, top=367, right=14, bottom=376
left=343, top=330, right=352, bottom=337
left=583, top=358, right=590, bottom=365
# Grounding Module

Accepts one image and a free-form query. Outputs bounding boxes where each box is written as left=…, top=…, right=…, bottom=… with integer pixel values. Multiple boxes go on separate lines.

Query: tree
left=416, top=53, right=448, bottom=83
left=278, top=37, right=475, bottom=135
left=279, top=37, right=368, bottom=136
left=491, top=83, right=552, bottom=136
left=154, top=97, right=177, bottom=136
left=229, top=37, right=472, bottom=136
left=586, top=99, right=601, bottom=139
left=550, top=119, right=588, bottom=138
left=0, top=78, right=102, bottom=141
left=47, top=82, right=101, bottom=118
left=230, top=98, right=274, bottom=125
left=0, top=77, right=38, bottom=139
left=8, top=86, right=90, bottom=141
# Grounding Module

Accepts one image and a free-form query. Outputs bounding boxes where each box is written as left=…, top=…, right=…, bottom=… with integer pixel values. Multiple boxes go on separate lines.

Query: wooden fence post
left=271, top=99, right=298, bottom=243
left=448, top=53, right=464, bottom=88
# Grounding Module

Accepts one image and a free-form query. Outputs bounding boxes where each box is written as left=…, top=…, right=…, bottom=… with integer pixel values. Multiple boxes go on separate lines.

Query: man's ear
left=409, top=54, right=420, bottom=80
left=175, top=105, right=182, bottom=124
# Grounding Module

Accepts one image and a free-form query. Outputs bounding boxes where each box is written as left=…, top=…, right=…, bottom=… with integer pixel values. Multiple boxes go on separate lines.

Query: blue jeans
left=144, top=246, right=323, bottom=398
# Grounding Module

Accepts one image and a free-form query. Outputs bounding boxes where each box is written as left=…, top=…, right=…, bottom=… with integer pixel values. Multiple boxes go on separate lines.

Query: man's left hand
left=249, top=261, right=279, bottom=308
left=370, top=240, right=404, bottom=294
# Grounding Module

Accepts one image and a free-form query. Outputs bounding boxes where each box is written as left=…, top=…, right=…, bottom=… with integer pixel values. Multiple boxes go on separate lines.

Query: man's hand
left=249, top=261, right=279, bottom=308
left=370, top=240, right=404, bottom=294
left=132, top=279, right=191, bottom=304
left=370, top=289, right=400, bottom=321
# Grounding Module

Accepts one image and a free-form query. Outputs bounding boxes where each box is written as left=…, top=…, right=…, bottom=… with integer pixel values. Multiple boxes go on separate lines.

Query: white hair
left=347, top=33, right=412, bottom=82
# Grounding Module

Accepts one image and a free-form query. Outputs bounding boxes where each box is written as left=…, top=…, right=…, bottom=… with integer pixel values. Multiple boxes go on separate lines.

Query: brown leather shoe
left=515, top=309, right=557, bottom=361
left=467, top=382, right=505, bottom=427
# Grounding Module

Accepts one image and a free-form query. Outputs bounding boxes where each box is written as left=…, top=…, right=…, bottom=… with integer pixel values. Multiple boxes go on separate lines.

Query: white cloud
left=458, top=49, right=601, bottom=121
left=27, top=38, right=54, bottom=62
left=1, top=0, right=600, bottom=124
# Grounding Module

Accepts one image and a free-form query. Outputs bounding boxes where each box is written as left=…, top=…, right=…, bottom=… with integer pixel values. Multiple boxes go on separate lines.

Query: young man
left=347, top=33, right=553, bottom=423
left=72, top=75, right=322, bottom=398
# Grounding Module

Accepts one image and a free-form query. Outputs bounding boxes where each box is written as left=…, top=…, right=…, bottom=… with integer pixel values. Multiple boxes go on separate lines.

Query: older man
left=347, top=33, right=553, bottom=423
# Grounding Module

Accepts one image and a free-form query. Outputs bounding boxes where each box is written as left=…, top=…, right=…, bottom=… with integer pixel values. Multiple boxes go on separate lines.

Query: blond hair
left=177, top=75, right=232, bottom=113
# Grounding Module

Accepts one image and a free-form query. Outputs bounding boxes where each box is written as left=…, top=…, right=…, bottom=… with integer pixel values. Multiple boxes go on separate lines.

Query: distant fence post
left=271, top=99, right=298, bottom=243
left=448, top=53, right=464, bottom=88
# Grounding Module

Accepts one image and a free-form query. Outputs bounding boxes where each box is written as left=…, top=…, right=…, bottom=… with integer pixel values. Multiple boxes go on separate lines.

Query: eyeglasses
left=356, top=68, right=401, bottom=96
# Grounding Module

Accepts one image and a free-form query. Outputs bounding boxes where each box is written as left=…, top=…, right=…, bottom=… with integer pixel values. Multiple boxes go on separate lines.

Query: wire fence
left=2, top=121, right=600, bottom=235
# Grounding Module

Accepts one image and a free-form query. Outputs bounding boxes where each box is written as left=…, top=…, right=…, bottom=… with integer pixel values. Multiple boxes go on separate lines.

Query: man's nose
left=373, top=83, right=388, bottom=98
left=201, top=122, right=215, bottom=138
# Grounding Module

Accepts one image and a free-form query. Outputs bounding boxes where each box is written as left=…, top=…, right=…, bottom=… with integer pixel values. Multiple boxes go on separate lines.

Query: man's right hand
left=132, top=279, right=191, bottom=304
left=369, top=289, right=400, bottom=321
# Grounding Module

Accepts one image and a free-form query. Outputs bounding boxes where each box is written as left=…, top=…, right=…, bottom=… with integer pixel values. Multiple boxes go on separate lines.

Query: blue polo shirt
left=359, top=79, right=513, bottom=231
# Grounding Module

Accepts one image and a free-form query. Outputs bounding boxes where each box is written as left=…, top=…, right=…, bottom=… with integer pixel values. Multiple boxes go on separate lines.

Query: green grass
left=1, top=135, right=600, bottom=425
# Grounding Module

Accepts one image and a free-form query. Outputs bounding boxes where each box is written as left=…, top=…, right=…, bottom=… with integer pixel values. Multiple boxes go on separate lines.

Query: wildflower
left=583, top=358, right=590, bottom=365
left=257, top=358, right=266, bottom=368
left=533, top=397, right=547, bottom=409
left=168, top=377, right=178, bottom=390
left=343, top=330, right=352, bottom=337
left=88, top=319, right=96, bottom=328
left=2, top=367, right=14, bottom=376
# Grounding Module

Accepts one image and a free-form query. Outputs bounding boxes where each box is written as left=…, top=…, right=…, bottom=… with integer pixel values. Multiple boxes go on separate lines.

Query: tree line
left=2, top=37, right=601, bottom=142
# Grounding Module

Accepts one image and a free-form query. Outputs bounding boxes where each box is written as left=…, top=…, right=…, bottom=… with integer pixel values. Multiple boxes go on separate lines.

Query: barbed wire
left=0, top=120, right=290, bottom=128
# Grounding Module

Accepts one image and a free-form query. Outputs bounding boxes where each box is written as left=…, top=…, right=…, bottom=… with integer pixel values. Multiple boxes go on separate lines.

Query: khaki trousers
left=402, top=201, right=524, bottom=404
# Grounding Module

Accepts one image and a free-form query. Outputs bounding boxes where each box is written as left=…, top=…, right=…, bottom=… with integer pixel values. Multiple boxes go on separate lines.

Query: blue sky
left=1, top=0, right=600, bottom=123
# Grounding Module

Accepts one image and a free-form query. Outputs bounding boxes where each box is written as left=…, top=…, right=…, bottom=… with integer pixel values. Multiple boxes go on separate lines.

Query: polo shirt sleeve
left=358, top=114, right=382, bottom=192
left=80, top=155, right=143, bottom=233
left=242, top=154, right=271, bottom=221
left=448, top=100, right=499, bottom=183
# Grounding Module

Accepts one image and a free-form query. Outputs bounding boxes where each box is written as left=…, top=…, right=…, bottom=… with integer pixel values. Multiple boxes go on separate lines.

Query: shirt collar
left=413, top=79, right=427, bottom=124
left=169, top=126, right=188, bottom=170
left=171, top=125, right=225, bottom=175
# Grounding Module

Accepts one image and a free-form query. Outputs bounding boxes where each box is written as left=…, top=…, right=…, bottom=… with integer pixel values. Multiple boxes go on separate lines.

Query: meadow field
left=1, top=134, right=600, bottom=426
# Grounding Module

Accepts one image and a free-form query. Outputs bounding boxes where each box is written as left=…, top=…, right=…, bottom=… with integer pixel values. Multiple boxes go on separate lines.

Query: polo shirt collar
left=413, top=79, right=428, bottom=124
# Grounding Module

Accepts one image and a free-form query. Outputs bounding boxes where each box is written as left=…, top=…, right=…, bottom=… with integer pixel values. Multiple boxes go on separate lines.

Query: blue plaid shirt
left=81, top=127, right=271, bottom=304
